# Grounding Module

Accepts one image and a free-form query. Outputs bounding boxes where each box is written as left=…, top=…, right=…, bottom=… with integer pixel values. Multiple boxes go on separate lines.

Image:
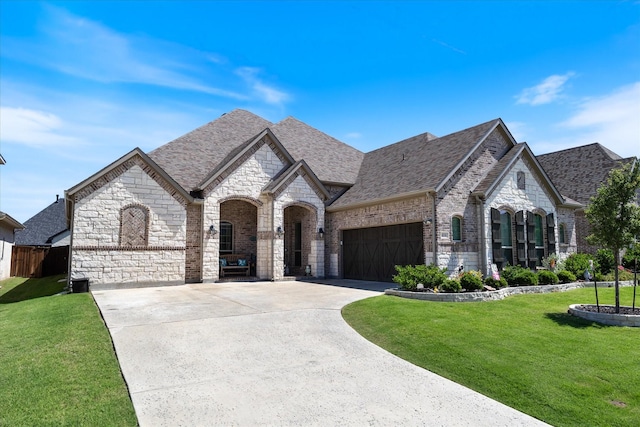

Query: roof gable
left=472, top=143, right=572, bottom=206
left=329, top=118, right=509, bottom=210
left=148, top=109, right=273, bottom=191
left=66, top=148, right=193, bottom=209
left=262, top=160, right=330, bottom=201
left=199, top=129, right=295, bottom=194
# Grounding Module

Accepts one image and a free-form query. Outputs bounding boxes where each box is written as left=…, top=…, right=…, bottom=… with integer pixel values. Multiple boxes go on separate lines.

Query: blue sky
left=1, top=1, right=639, bottom=223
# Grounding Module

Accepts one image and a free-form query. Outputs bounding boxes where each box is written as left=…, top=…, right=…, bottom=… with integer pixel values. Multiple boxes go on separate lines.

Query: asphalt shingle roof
left=148, top=109, right=365, bottom=191
left=537, top=143, right=632, bottom=205
left=15, top=198, right=67, bottom=246
left=330, top=119, right=500, bottom=209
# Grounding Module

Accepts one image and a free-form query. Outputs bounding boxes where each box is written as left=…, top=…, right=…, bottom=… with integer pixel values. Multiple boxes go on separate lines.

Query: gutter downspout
left=66, top=195, right=74, bottom=290
left=476, top=195, right=487, bottom=276
left=429, top=191, right=437, bottom=265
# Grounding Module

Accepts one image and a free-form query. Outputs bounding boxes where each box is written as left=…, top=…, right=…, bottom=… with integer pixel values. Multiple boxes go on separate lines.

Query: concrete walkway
left=93, top=280, right=549, bottom=426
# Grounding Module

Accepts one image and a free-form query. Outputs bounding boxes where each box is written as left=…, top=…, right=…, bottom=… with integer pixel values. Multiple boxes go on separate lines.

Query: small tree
left=586, top=161, right=640, bottom=313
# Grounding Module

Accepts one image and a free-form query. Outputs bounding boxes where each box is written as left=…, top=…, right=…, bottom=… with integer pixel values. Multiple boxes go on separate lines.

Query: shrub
left=595, top=249, right=615, bottom=274
left=557, top=270, right=576, bottom=284
left=622, top=246, right=640, bottom=270
left=439, top=278, right=462, bottom=293
left=459, top=270, right=483, bottom=291
left=484, top=276, right=508, bottom=289
left=537, top=270, right=559, bottom=285
left=393, top=264, right=447, bottom=291
left=564, top=253, right=598, bottom=278
left=502, top=265, right=538, bottom=286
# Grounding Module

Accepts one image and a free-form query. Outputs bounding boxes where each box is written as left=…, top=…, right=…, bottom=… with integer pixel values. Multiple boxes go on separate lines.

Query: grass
left=0, top=276, right=137, bottom=426
left=343, top=286, right=640, bottom=427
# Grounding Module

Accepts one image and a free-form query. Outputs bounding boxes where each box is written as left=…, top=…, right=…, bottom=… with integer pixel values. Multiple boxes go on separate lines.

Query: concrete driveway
left=93, top=280, right=548, bottom=426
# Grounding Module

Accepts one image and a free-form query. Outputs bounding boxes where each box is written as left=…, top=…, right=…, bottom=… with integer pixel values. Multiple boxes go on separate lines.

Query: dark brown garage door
left=343, top=222, right=424, bottom=282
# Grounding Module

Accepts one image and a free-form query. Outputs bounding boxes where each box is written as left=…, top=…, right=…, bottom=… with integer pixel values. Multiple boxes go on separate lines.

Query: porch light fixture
left=276, top=226, right=283, bottom=237
left=318, top=227, right=324, bottom=238
left=423, top=218, right=432, bottom=225
left=305, top=265, right=312, bottom=276
left=209, top=225, right=217, bottom=235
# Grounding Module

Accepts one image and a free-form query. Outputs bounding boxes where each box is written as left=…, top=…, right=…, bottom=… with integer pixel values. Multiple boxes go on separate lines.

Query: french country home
left=65, top=109, right=580, bottom=287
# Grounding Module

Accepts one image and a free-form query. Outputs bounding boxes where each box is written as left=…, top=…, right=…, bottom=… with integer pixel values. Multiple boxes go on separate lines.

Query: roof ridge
left=275, top=116, right=365, bottom=154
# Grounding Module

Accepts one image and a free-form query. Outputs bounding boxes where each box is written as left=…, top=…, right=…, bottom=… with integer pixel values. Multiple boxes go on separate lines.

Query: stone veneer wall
left=557, top=207, right=577, bottom=260
left=326, top=195, right=430, bottom=278
left=482, top=157, right=562, bottom=275
left=185, top=203, right=203, bottom=283
left=203, top=142, right=284, bottom=281
left=71, top=164, right=187, bottom=285
left=431, top=129, right=511, bottom=274
left=274, top=175, right=325, bottom=280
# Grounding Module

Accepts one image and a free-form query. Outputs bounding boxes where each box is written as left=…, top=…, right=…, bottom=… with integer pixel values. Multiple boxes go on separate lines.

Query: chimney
left=55, top=194, right=59, bottom=203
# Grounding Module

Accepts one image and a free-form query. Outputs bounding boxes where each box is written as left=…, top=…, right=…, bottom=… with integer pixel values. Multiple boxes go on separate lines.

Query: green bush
left=622, top=246, right=640, bottom=270
left=502, top=265, right=538, bottom=286
left=460, top=270, right=484, bottom=291
left=439, top=278, right=462, bottom=293
left=595, top=249, right=615, bottom=274
left=557, top=270, right=576, bottom=284
left=564, top=253, right=598, bottom=278
left=393, top=264, right=447, bottom=291
left=537, top=270, right=559, bottom=285
left=484, top=276, right=508, bottom=289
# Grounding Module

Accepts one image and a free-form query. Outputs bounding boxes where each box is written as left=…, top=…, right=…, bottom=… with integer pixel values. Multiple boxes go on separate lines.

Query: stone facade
left=67, top=113, right=582, bottom=286
left=70, top=163, right=187, bottom=285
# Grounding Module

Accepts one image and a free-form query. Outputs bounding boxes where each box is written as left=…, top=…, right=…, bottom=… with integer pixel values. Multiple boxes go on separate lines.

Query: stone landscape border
left=568, top=304, right=640, bottom=327
left=384, top=280, right=635, bottom=302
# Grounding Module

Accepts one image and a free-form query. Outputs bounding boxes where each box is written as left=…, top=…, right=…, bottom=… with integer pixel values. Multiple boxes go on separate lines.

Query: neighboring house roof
left=0, top=153, right=6, bottom=165
left=329, top=119, right=505, bottom=209
left=537, top=143, right=634, bottom=205
left=148, top=109, right=365, bottom=191
left=14, top=197, right=66, bottom=246
left=0, top=211, right=25, bottom=231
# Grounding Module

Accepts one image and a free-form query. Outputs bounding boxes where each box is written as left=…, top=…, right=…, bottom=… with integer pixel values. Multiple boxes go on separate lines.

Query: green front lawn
left=0, top=276, right=137, bottom=426
left=343, top=286, right=640, bottom=427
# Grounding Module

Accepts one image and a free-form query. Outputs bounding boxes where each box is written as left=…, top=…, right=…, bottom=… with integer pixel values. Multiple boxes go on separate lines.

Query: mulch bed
left=576, top=305, right=640, bottom=315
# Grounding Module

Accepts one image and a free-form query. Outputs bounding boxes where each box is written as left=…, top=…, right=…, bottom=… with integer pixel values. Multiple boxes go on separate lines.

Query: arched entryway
left=219, top=199, right=258, bottom=277
left=283, top=204, right=316, bottom=277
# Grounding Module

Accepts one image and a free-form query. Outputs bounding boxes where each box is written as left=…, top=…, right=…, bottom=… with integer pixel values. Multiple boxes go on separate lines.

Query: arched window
left=120, top=205, right=149, bottom=246
left=500, top=210, right=513, bottom=265
left=451, top=216, right=462, bottom=242
left=219, top=221, right=233, bottom=254
left=558, top=223, right=566, bottom=245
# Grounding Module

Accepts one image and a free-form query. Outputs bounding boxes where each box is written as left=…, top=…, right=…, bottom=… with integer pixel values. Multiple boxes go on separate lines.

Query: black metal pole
left=594, top=272, right=599, bottom=313
left=633, top=257, right=637, bottom=312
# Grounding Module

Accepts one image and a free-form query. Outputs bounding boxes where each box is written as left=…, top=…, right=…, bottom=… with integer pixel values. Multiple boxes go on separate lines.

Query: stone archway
left=219, top=199, right=258, bottom=276
left=283, top=204, right=316, bottom=277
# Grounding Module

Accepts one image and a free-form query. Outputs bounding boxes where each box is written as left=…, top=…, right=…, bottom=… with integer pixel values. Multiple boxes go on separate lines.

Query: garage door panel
left=343, top=223, right=424, bottom=282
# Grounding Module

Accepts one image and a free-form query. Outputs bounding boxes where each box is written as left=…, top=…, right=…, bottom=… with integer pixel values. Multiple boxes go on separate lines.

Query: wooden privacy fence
left=11, top=245, right=69, bottom=278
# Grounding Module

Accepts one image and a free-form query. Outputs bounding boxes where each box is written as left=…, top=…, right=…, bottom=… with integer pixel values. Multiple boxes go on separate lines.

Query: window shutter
left=526, top=211, right=537, bottom=268
left=515, top=211, right=527, bottom=267
left=490, top=208, right=503, bottom=265
left=546, top=213, right=556, bottom=254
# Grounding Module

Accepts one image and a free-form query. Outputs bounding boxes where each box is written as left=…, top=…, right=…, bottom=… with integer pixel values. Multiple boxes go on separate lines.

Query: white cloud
left=0, top=107, right=81, bottom=147
left=2, top=6, right=248, bottom=100
left=236, top=67, right=290, bottom=105
left=503, top=121, right=527, bottom=143
left=345, top=132, right=363, bottom=139
left=516, top=72, right=576, bottom=106
left=559, top=82, right=640, bottom=157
